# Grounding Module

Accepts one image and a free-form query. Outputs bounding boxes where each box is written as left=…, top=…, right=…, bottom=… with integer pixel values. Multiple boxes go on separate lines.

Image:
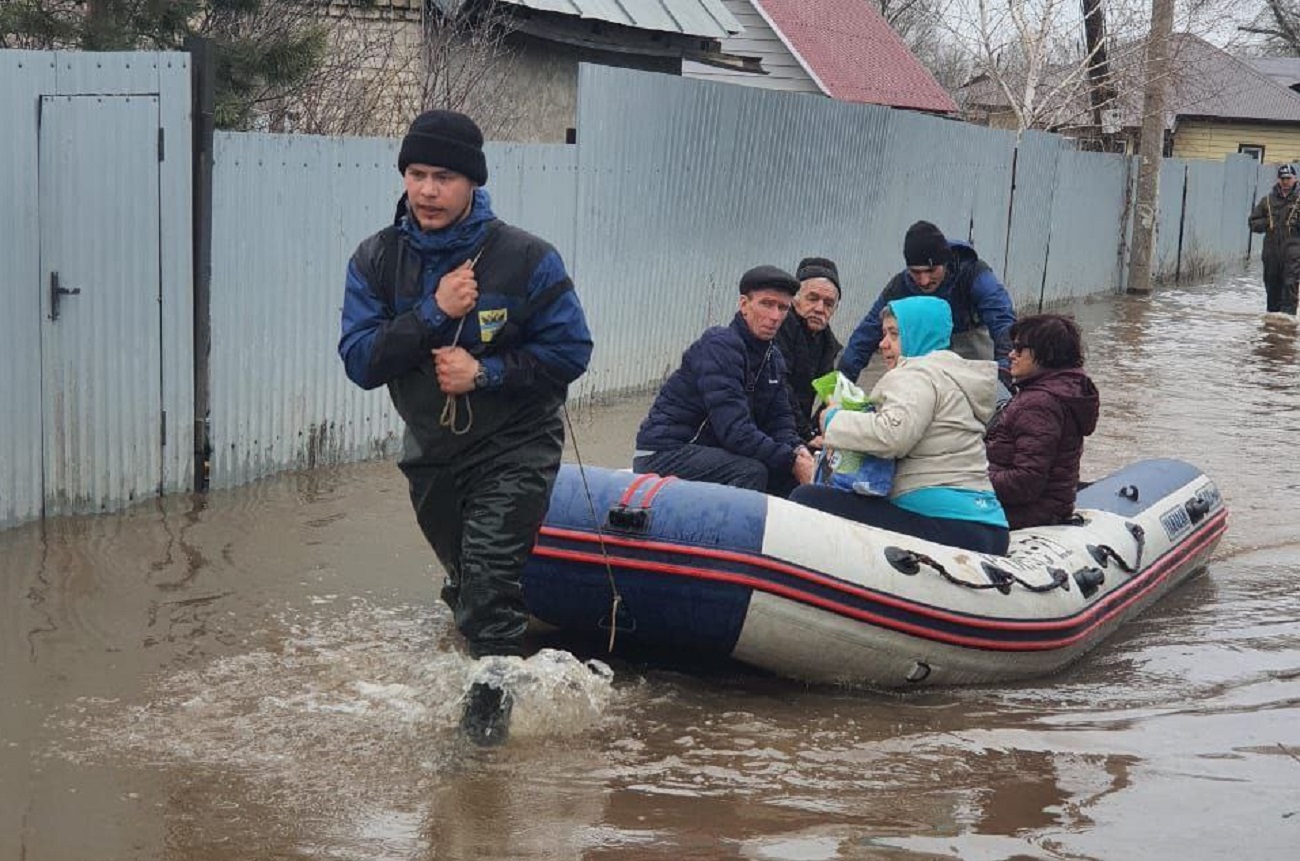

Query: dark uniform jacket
left=339, top=189, right=593, bottom=464
left=1249, top=184, right=1300, bottom=266
left=773, top=311, right=841, bottom=442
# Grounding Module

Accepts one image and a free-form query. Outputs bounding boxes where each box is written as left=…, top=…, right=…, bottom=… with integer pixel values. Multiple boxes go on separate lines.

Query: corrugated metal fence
left=1, top=50, right=193, bottom=527
left=0, top=53, right=1262, bottom=521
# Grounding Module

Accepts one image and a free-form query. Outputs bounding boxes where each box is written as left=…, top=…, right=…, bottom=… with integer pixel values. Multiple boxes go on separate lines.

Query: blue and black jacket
left=839, top=240, right=1015, bottom=380
left=636, top=314, right=803, bottom=474
left=339, top=189, right=593, bottom=461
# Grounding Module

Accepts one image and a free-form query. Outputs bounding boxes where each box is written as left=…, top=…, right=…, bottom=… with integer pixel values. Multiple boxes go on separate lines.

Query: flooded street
left=3, top=266, right=1299, bottom=860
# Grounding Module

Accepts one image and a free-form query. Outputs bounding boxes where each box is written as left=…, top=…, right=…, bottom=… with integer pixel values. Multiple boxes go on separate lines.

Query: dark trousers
left=1263, top=253, right=1299, bottom=314
left=789, top=485, right=1010, bottom=555
left=634, top=444, right=796, bottom=497
left=400, top=419, right=563, bottom=658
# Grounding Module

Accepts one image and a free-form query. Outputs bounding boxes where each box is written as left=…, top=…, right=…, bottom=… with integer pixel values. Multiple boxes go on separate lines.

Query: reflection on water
left=3, top=266, right=1300, bottom=860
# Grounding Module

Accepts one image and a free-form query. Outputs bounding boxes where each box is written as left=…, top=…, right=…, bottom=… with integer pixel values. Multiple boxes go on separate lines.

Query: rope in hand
left=438, top=246, right=488, bottom=436
left=561, top=401, right=624, bottom=653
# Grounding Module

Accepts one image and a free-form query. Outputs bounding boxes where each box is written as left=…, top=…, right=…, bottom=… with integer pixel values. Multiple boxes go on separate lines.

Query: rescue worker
left=339, top=110, right=593, bottom=745
left=1249, top=163, right=1300, bottom=315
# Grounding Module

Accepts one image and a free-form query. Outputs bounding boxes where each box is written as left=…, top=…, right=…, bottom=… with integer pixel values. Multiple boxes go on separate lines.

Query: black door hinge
left=158, top=128, right=165, bottom=162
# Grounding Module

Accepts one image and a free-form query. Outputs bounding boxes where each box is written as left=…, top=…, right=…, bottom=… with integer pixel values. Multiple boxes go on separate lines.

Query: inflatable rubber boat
left=522, top=459, right=1227, bottom=687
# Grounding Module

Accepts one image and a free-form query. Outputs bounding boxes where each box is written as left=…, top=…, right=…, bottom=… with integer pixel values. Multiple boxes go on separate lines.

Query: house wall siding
left=503, top=37, right=681, bottom=142
left=314, top=3, right=681, bottom=141
left=1173, top=120, right=1300, bottom=163
left=682, top=0, right=822, bottom=95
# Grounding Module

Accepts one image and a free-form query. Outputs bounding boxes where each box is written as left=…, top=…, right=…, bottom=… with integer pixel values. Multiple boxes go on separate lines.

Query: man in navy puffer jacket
left=634, top=266, right=815, bottom=495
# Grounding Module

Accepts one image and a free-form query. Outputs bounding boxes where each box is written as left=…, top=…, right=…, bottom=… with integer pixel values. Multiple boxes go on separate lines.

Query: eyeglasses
left=1010, top=342, right=1030, bottom=354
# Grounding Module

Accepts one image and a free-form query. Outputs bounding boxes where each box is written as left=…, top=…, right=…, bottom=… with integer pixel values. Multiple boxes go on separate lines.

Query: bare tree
left=869, top=0, right=972, bottom=95
left=1127, top=0, right=1176, bottom=294
left=1082, top=0, right=1118, bottom=134
left=196, top=1, right=423, bottom=135
left=1241, top=0, right=1300, bottom=54
left=871, top=0, right=954, bottom=46
left=917, top=38, right=977, bottom=94
left=418, top=0, right=522, bottom=140
left=957, top=0, right=1127, bottom=133
left=953, top=0, right=1246, bottom=140
left=0, top=0, right=424, bottom=134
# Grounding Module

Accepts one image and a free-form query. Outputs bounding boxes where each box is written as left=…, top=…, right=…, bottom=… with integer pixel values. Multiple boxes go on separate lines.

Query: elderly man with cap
left=839, top=220, right=1016, bottom=385
left=633, top=266, right=816, bottom=496
left=338, top=109, right=592, bottom=745
left=1249, top=163, right=1300, bottom=314
left=775, top=257, right=843, bottom=447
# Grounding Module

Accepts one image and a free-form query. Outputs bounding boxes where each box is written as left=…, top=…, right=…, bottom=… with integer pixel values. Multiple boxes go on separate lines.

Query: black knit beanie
left=397, top=110, right=488, bottom=185
left=739, top=265, right=799, bottom=296
left=795, top=256, right=841, bottom=297
left=903, top=221, right=951, bottom=268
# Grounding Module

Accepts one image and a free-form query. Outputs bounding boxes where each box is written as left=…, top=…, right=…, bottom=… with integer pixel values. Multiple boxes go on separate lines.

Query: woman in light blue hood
left=790, top=295, right=1010, bottom=555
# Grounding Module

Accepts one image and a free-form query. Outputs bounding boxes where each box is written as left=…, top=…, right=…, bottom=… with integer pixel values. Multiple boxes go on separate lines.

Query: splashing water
left=55, top=602, right=618, bottom=805
left=464, top=650, right=615, bottom=739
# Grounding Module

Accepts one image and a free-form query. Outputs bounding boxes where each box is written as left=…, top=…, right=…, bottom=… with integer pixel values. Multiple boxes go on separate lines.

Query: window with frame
left=1238, top=144, right=1266, bottom=160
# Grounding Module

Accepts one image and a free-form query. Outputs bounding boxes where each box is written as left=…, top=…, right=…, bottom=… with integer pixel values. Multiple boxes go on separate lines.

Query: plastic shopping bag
left=811, top=370, right=871, bottom=412
left=810, top=372, right=895, bottom=497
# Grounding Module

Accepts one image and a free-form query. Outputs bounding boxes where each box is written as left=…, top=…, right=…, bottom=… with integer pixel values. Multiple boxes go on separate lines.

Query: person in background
left=633, top=266, right=815, bottom=496
left=1248, top=163, right=1300, bottom=315
left=775, top=257, right=843, bottom=448
left=839, top=220, right=1016, bottom=387
left=985, top=314, right=1099, bottom=529
left=791, top=296, right=1009, bottom=555
left=338, top=109, right=593, bottom=746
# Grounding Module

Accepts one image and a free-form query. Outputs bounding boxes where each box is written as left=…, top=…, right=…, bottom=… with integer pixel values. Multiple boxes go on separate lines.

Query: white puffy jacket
left=825, top=350, right=998, bottom=499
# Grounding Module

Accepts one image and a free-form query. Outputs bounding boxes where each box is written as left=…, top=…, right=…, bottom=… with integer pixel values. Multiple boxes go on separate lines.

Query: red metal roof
left=754, top=0, right=958, bottom=114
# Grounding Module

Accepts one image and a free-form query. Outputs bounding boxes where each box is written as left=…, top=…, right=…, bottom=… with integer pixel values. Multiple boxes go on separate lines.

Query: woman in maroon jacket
left=986, top=314, right=1100, bottom=529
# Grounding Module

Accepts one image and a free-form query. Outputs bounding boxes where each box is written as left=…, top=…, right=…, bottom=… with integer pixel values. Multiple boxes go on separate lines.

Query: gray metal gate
left=38, top=94, right=164, bottom=515
left=1, top=50, right=194, bottom=530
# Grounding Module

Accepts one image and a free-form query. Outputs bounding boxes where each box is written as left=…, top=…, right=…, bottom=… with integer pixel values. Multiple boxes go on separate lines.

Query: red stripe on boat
left=640, top=476, right=677, bottom=508
left=534, top=511, right=1227, bottom=649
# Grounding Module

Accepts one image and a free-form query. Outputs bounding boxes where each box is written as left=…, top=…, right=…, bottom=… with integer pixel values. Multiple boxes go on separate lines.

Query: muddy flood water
left=3, top=267, right=1299, bottom=860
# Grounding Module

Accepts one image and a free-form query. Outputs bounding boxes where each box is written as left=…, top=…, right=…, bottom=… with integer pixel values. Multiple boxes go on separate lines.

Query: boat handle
left=1127, top=522, right=1145, bottom=569
left=1073, top=566, right=1106, bottom=598
left=606, top=505, right=650, bottom=532
left=1185, top=497, right=1211, bottom=524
